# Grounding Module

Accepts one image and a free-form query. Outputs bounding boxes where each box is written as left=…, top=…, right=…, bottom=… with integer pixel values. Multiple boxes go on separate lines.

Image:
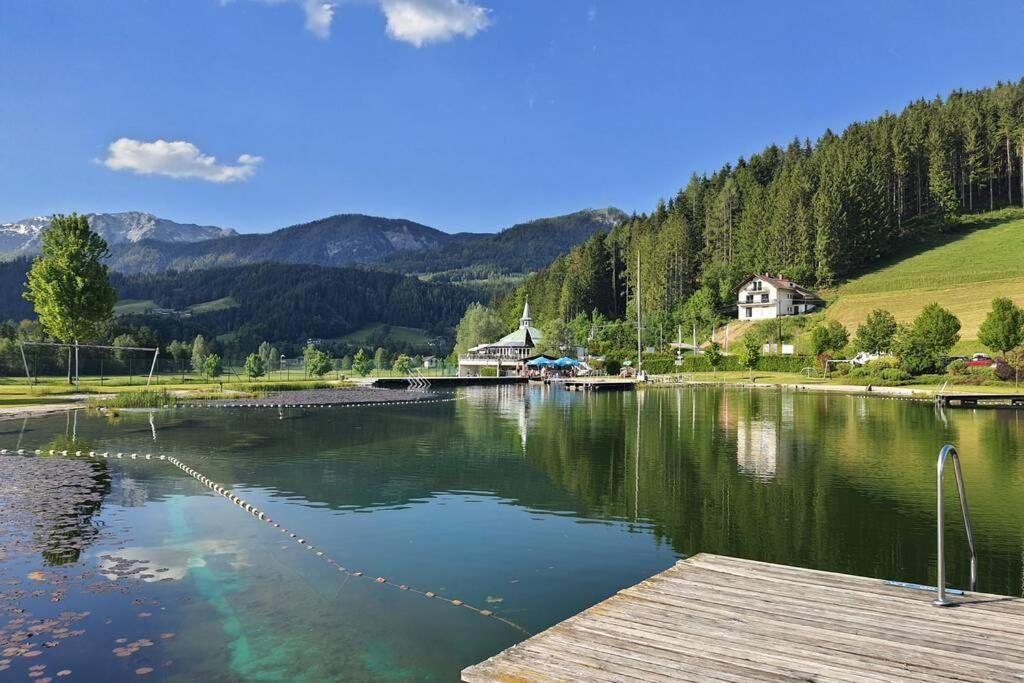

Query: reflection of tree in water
left=519, top=387, right=1024, bottom=593
left=9, top=435, right=112, bottom=566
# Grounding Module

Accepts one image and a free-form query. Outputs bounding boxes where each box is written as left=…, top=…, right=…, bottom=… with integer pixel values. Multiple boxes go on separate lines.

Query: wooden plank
left=463, top=554, right=1024, bottom=682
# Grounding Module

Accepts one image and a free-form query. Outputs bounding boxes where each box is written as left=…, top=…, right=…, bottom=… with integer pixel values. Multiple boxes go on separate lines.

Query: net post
left=147, top=348, right=159, bottom=387
left=19, top=342, right=31, bottom=386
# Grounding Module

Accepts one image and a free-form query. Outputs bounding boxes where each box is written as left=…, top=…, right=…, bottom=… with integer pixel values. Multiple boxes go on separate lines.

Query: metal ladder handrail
left=934, top=444, right=977, bottom=606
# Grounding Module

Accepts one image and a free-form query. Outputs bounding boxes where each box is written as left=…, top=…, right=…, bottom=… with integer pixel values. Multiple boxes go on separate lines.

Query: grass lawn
left=0, top=371, right=359, bottom=407
left=822, top=208, right=1024, bottom=353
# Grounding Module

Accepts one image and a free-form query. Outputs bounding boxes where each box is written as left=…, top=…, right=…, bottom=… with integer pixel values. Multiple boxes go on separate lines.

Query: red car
left=966, top=353, right=995, bottom=368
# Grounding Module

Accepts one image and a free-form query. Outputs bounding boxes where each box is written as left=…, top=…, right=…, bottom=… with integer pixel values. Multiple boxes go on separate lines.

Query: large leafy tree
left=894, top=304, right=962, bottom=374
left=244, top=353, right=266, bottom=380
left=809, top=320, right=850, bottom=357
left=24, top=214, right=116, bottom=382
left=352, top=348, right=372, bottom=376
left=912, top=303, right=961, bottom=356
left=191, top=334, right=209, bottom=374
left=454, top=303, right=508, bottom=355
left=304, top=345, right=333, bottom=377
left=978, top=297, right=1024, bottom=354
left=854, top=309, right=898, bottom=354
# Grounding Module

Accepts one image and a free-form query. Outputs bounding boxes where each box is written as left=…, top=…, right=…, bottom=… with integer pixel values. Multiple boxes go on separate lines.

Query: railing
left=934, top=444, right=977, bottom=606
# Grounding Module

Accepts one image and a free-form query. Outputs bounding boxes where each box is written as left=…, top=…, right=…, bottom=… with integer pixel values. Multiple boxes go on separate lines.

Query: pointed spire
left=520, top=297, right=532, bottom=329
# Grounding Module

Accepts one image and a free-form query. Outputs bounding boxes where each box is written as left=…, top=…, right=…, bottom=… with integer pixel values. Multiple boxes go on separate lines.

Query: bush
left=946, top=359, right=968, bottom=376
left=639, top=352, right=814, bottom=375
left=880, top=368, right=911, bottom=382
left=995, top=348, right=1024, bottom=382
left=479, top=367, right=497, bottom=377
left=863, top=356, right=899, bottom=372
left=605, top=358, right=622, bottom=376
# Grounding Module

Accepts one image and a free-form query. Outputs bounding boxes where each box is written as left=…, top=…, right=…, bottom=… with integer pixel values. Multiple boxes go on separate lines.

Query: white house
left=458, top=300, right=543, bottom=377
left=735, top=274, right=821, bottom=320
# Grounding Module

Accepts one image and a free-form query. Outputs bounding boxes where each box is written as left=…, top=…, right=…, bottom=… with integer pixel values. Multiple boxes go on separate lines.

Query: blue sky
left=2, top=0, right=1022, bottom=233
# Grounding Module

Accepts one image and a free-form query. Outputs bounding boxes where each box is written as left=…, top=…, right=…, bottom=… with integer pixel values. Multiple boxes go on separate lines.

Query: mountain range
left=0, top=212, right=236, bottom=258
left=0, top=208, right=625, bottom=279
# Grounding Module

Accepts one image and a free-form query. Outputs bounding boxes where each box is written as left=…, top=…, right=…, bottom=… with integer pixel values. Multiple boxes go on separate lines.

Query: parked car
left=850, top=352, right=881, bottom=367
left=966, top=353, right=995, bottom=368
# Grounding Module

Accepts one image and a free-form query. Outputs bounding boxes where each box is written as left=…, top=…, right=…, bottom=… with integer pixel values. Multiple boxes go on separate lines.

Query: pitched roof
left=735, top=273, right=821, bottom=301
left=493, top=325, right=543, bottom=347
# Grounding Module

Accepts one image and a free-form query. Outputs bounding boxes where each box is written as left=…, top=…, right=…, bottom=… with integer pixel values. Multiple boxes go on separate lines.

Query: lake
left=1, top=385, right=1023, bottom=681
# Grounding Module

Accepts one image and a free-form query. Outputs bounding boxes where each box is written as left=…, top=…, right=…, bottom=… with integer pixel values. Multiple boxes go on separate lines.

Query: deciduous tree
left=854, top=309, right=898, bottom=354
left=978, top=297, right=1024, bottom=354
left=24, top=214, right=116, bottom=382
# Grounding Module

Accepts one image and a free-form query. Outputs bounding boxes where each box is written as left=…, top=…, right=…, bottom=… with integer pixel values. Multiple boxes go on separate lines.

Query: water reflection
left=3, top=386, right=1024, bottom=680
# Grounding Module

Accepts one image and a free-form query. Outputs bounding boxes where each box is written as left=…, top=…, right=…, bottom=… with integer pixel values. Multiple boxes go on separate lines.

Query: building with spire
left=457, top=300, right=545, bottom=377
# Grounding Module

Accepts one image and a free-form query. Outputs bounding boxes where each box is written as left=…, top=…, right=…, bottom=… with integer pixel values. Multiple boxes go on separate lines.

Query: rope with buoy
left=0, top=445, right=530, bottom=636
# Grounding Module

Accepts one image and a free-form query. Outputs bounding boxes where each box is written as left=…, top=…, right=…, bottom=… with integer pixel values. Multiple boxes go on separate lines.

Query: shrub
left=995, top=347, right=1024, bottom=382
left=863, top=356, right=899, bottom=372
left=946, top=359, right=968, bottom=376
left=479, top=367, right=497, bottom=377
left=605, top=358, right=622, bottom=376
left=880, top=368, right=911, bottom=382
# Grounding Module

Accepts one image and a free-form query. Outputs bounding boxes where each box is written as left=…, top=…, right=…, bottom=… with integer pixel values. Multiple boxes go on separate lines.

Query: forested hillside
left=0, top=259, right=474, bottom=354
left=498, top=79, right=1024, bottom=337
left=379, top=208, right=625, bottom=281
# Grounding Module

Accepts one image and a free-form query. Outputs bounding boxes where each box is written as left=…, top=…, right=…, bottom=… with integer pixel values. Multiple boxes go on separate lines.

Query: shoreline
left=0, top=402, right=84, bottom=421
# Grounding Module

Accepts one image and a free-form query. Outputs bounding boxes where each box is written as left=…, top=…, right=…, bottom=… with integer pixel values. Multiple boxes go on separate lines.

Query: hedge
left=638, top=353, right=815, bottom=375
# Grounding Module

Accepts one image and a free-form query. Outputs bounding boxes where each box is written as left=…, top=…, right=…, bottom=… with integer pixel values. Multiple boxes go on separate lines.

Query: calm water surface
left=2, top=385, right=1024, bottom=681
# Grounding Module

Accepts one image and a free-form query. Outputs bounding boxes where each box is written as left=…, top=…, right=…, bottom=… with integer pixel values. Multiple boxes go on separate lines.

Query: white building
left=458, top=300, right=544, bottom=377
left=735, top=274, right=821, bottom=320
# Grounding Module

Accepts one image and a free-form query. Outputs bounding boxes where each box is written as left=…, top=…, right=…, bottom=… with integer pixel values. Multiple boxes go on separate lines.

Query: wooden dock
left=463, top=553, right=1024, bottom=682
left=557, top=379, right=636, bottom=392
left=936, top=392, right=1024, bottom=408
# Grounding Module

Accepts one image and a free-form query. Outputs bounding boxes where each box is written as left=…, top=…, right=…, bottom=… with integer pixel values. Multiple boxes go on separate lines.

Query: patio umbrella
left=527, top=357, right=555, bottom=366
left=555, top=357, right=581, bottom=367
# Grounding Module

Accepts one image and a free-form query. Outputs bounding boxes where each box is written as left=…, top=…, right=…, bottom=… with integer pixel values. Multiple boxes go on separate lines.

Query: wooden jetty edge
left=462, top=553, right=1024, bottom=682
left=935, top=392, right=1024, bottom=408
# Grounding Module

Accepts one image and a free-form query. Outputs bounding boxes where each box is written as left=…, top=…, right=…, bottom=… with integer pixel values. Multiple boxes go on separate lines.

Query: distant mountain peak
left=0, top=212, right=237, bottom=259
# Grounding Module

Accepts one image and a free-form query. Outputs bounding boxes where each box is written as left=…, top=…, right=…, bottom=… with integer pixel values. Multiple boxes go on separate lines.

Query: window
left=752, top=280, right=762, bottom=291
left=745, top=307, right=752, bottom=318
left=745, top=294, right=753, bottom=303
left=760, top=293, right=769, bottom=303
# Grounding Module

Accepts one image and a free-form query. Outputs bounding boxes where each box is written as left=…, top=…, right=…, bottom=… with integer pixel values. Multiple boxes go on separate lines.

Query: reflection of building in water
left=736, top=417, right=778, bottom=479
left=460, top=384, right=536, bottom=450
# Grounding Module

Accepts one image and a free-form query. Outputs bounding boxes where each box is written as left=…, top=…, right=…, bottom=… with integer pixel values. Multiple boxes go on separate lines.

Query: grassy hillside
left=341, top=324, right=432, bottom=347
left=186, top=296, right=239, bottom=313
left=113, top=299, right=158, bottom=315
left=824, top=209, right=1024, bottom=353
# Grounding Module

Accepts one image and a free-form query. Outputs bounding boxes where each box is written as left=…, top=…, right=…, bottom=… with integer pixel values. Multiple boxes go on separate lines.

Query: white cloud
left=380, top=0, right=490, bottom=47
left=103, top=138, right=262, bottom=183
left=223, top=0, right=489, bottom=45
left=303, top=0, right=336, bottom=38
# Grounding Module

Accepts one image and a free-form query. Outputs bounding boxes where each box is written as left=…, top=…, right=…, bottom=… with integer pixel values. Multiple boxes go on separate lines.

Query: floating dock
left=372, top=376, right=528, bottom=389
left=463, top=553, right=1024, bottom=682
left=556, top=379, right=636, bottom=392
left=935, top=392, right=1024, bottom=408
